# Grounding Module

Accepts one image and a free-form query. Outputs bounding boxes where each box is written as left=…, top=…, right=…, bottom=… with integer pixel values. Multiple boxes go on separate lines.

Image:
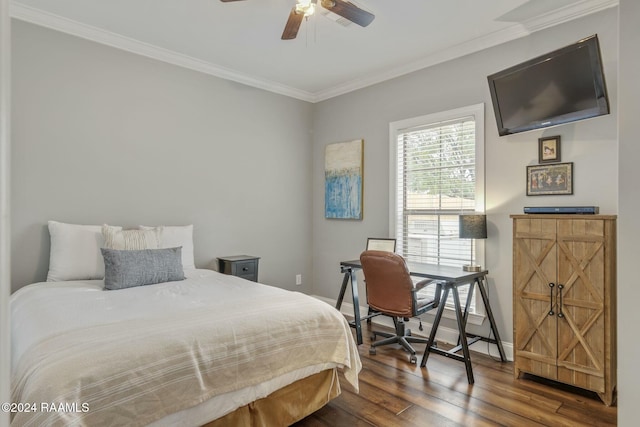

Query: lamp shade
left=459, top=214, right=487, bottom=239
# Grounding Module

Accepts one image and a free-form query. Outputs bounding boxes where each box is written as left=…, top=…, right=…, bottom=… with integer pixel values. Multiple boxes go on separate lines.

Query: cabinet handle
left=242, top=267, right=249, bottom=272
left=548, top=283, right=555, bottom=316
left=557, top=284, right=564, bottom=318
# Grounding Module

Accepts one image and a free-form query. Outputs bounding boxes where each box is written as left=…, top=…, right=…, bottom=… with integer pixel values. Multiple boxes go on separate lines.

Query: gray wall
left=617, top=0, right=639, bottom=424
left=0, top=0, right=10, bottom=424
left=311, top=9, right=619, bottom=344
left=11, top=20, right=314, bottom=293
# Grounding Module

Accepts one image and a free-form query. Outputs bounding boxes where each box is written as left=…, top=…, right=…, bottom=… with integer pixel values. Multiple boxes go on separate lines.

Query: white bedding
left=10, top=269, right=360, bottom=426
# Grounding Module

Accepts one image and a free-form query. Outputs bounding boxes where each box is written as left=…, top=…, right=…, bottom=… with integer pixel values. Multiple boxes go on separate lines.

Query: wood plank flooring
left=293, top=322, right=617, bottom=427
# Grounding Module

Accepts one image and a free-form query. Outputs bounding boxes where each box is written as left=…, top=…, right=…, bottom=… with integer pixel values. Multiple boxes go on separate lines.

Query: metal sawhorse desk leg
left=465, top=276, right=507, bottom=364
left=335, top=266, right=363, bottom=345
left=420, top=277, right=506, bottom=384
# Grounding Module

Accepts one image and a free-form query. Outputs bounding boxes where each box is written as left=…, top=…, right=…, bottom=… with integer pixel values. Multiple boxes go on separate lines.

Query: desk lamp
left=459, top=214, right=487, bottom=272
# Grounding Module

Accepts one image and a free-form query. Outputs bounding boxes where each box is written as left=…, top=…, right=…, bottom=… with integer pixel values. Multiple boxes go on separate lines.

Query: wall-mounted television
left=487, top=34, right=609, bottom=136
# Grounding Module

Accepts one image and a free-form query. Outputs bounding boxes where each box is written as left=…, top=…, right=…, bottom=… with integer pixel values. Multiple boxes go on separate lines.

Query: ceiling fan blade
left=321, top=0, right=374, bottom=27
left=281, top=8, right=304, bottom=40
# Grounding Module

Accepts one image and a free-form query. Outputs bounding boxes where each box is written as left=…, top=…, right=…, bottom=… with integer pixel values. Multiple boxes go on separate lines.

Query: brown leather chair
left=360, top=250, right=442, bottom=364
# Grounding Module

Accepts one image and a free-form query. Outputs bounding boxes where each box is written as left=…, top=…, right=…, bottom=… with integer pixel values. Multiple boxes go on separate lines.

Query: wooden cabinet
left=217, top=255, right=260, bottom=282
left=511, top=215, right=616, bottom=405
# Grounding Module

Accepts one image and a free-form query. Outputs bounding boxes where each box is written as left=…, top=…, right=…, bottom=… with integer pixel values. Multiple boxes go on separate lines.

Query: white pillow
left=139, top=225, right=195, bottom=270
left=47, top=221, right=122, bottom=282
left=102, top=224, right=162, bottom=250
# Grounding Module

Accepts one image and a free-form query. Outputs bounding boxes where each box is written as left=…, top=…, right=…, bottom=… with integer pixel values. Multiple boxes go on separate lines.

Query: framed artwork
left=526, top=162, right=573, bottom=196
left=325, top=139, right=363, bottom=219
left=538, top=135, right=561, bottom=163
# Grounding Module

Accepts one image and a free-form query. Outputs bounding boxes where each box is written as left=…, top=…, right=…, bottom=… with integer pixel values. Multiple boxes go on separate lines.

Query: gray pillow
left=101, top=247, right=185, bottom=290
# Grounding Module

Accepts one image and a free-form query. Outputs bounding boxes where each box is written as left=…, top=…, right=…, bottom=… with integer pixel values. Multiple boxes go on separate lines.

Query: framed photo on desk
left=366, top=238, right=396, bottom=252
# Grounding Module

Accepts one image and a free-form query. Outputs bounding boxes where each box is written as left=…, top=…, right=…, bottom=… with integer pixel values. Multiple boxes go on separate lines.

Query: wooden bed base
left=204, top=368, right=340, bottom=426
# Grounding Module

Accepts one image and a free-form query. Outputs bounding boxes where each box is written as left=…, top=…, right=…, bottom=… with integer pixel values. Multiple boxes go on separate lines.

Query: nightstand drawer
left=217, top=255, right=260, bottom=282
left=233, top=261, right=256, bottom=276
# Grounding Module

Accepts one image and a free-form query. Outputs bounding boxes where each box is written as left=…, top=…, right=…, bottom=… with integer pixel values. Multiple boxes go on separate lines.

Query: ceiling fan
left=220, top=0, right=375, bottom=40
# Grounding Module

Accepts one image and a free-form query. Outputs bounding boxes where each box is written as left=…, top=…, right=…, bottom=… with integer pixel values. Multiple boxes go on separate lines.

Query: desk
left=337, top=259, right=506, bottom=384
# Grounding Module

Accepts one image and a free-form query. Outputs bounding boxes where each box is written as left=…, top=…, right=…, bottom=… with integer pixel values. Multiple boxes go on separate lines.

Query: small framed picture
left=526, top=162, right=573, bottom=196
left=538, top=135, right=561, bottom=163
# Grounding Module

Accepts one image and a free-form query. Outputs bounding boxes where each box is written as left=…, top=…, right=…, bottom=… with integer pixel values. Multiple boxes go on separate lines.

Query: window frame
left=389, top=103, right=486, bottom=324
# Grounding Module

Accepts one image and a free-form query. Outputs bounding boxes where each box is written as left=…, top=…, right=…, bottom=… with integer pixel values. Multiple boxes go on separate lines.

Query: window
left=390, top=104, right=485, bottom=316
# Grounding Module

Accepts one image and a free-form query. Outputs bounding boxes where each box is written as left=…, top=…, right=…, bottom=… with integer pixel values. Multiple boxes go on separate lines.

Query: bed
left=10, top=223, right=361, bottom=426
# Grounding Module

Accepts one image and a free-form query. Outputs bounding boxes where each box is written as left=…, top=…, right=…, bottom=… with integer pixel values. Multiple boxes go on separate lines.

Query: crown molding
left=312, top=23, right=528, bottom=102
left=11, top=0, right=618, bottom=104
left=10, top=3, right=316, bottom=102
left=313, top=0, right=619, bottom=102
left=522, top=0, right=619, bottom=33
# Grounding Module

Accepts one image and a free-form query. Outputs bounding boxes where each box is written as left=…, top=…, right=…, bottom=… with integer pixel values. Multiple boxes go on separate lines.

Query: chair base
left=369, top=317, right=429, bottom=364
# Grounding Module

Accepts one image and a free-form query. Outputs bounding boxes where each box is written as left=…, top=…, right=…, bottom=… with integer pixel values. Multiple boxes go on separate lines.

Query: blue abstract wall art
left=325, top=139, right=363, bottom=220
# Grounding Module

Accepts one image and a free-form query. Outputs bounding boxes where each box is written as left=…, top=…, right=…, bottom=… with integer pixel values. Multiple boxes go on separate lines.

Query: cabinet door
left=556, top=219, right=606, bottom=393
left=513, top=218, right=558, bottom=379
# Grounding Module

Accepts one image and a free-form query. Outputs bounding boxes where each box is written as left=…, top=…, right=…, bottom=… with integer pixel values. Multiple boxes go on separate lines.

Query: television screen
left=488, top=35, right=609, bottom=136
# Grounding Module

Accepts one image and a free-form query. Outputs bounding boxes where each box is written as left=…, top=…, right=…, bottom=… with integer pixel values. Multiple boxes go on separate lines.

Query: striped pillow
left=102, top=224, right=162, bottom=250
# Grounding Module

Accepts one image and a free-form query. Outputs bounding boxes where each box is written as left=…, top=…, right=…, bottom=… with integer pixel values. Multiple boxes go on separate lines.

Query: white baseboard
left=314, top=295, right=513, bottom=362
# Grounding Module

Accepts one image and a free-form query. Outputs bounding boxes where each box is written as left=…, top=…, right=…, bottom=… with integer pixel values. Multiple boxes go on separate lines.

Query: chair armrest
left=413, top=278, right=434, bottom=291
left=432, top=282, right=442, bottom=308
left=412, top=279, right=443, bottom=309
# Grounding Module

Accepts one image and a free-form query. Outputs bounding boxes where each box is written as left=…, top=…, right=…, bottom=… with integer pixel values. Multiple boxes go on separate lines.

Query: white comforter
left=10, top=269, right=360, bottom=426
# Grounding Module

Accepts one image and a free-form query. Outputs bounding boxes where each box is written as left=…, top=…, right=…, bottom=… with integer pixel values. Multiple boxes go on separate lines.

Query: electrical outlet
left=295, top=274, right=302, bottom=285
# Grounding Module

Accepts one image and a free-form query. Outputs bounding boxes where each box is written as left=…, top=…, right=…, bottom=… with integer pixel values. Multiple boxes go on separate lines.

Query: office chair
left=363, top=238, right=396, bottom=324
left=360, top=250, right=442, bottom=364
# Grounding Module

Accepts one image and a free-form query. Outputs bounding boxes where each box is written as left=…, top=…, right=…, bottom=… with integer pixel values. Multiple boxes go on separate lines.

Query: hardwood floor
left=294, top=322, right=617, bottom=427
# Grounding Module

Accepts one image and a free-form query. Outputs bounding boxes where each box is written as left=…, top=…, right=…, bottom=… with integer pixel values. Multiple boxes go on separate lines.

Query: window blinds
left=395, top=116, right=477, bottom=268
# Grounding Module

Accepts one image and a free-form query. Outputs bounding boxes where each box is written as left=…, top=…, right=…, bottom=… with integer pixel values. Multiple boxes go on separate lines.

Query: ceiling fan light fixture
left=295, top=0, right=316, bottom=17
left=219, top=0, right=375, bottom=40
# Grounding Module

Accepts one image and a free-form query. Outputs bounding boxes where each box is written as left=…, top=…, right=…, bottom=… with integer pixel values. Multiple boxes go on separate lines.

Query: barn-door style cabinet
left=511, top=215, right=616, bottom=405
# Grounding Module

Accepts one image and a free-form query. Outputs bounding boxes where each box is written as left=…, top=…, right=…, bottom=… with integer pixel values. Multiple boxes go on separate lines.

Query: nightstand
left=217, top=255, right=260, bottom=282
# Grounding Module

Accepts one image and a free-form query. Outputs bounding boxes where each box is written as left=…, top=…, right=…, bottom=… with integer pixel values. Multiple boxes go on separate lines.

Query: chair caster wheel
left=369, top=347, right=376, bottom=355
left=370, top=334, right=376, bottom=341
left=410, top=355, right=417, bottom=364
